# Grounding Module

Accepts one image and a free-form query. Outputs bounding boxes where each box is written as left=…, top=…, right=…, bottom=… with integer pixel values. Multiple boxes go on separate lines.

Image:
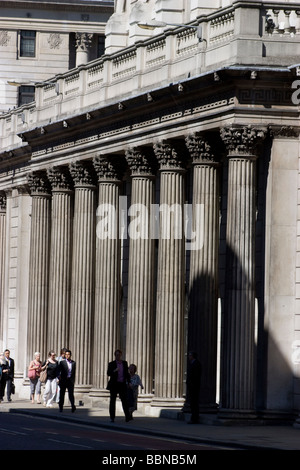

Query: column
left=69, top=161, right=96, bottom=386
left=92, top=155, right=122, bottom=390
left=26, top=172, right=51, bottom=363
left=220, top=125, right=266, bottom=416
left=185, top=133, right=219, bottom=407
left=0, top=192, right=6, bottom=351
left=125, top=148, right=156, bottom=397
left=47, top=166, right=73, bottom=354
left=75, top=32, right=93, bottom=66
left=153, top=140, right=186, bottom=404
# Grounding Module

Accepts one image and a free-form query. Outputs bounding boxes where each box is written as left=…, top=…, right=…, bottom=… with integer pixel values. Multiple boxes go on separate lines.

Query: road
left=0, top=412, right=238, bottom=452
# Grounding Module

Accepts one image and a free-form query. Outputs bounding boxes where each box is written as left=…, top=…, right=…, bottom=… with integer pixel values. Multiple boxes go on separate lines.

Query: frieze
left=238, top=88, right=293, bottom=106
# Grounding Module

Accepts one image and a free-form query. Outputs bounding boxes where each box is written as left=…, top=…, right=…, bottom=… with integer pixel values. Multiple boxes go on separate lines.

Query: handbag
left=28, top=368, right=37, bottom=379
left=11, top=382, right=15, bottom=394
left=39, top=366, right=47, bottom=384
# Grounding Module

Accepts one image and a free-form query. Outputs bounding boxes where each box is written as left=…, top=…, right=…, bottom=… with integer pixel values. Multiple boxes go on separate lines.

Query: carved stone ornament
left=69, top=161, right=96, bottom=187
left=153, top=141, right=184, bottom=169
left=269, top=126, right=300, bottom=139
left=125, top=148, right=155, bottom=176
left=47, top=167, right=73, bottom=191
left=0, top=192, right=6, bottom=211
left=0, top=30, right=10, bottom=47
left=93, top=155, right=122, bottom=181
left=27, top=172, right=51, bottom=196
left=47, top=33, right=63, bottom=50
left=75, top=32, right=93, bottom=52
left=185, top=134, right=216, bottom=164
left=220, top=125, right=266, bottom=156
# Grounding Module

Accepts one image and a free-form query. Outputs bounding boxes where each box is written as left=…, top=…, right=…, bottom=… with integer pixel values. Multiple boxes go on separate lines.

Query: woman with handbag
left=41, top=351, right=59, bottom=408
left=28, top=352, right=42, bottom=404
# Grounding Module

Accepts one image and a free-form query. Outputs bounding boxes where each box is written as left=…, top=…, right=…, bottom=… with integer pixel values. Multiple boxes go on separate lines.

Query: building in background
left=1, top=0, right=300, bottom=425
left=0, top=0, right=114, bottom=112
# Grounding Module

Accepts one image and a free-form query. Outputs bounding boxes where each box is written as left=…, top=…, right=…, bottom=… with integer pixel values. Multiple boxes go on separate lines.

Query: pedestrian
left=42, top=351, right=59, bottom=408
left=56, top=348, right=67, bottom=404
left=28, top=352, right=42, bottom=404
left=186, top=351, right=202, bottom=424
left=107, top=349, right=131, bottom=423
left=2, top=350, right=14, bottom=402
left=0, top=352, right=7, bottom=403
left=58, top=349, right=76, bottom=413
left=127, top=364, right=144, bottom=420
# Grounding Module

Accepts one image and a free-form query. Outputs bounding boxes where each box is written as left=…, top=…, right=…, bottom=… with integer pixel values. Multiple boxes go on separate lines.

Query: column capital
left=75, top=32, right=93, bottom=52
left=153, top=140, right=186, bottom=171
left=47, top=166, right=73, bottom=192
left=125, top=147, right=156, bottom=177
left=93, top=154, right=123, bottom=182
left=185, top=133, right=218, bottom=165
left=220, top=125, right=266, bottom=157
left=27, top=171, right=52, bottom=197
left=69, top=161, right=96, bottom=188
left=0, top=192, right=6, bottom=212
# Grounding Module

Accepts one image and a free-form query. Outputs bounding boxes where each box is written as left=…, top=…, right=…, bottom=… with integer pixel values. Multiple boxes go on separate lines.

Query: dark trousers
left=59, top=379, right=75, bottom=410
left=1, top=377, right=12, bottom=400
left=189, top=388, right=200, bottom=423
left=109, top=382, right=130, bottom=420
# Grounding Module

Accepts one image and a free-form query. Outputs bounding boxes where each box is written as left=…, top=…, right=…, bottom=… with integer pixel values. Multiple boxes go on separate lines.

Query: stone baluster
left=92, top=155, right=122, bottom=390
left=26, top=172, right=52, bottom=363
left=69, top=161, right=96, bottom=387
left=47, top=166, right=73, bottom=354
left=185, top=133, right=220, bottom=407
left=220, top=125, right=266, bottom=416
left=125, top=148, right=156, bottom=398
left=152, top=140, right=186, bottom=404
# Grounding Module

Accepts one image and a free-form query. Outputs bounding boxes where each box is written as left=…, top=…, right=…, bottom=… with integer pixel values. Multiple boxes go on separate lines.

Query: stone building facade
left=1, top=0, right=300, bottom=423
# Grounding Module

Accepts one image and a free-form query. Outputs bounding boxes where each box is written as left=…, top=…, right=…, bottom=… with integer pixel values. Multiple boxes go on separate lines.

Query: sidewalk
left=1, top=398, right=300, bottom=450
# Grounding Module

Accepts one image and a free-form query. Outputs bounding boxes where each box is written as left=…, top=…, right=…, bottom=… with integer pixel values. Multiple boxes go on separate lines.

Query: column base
left=89, top=388, right=110, bottom=407
left=217, top=408, right=258, bottom=423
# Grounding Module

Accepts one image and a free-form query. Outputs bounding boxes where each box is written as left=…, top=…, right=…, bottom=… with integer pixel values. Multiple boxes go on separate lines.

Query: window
left=97, top=35, right=105, bottom=58
left=20, top=30, right=36, bottom=57
left=18, top=86, right=35, bottom=106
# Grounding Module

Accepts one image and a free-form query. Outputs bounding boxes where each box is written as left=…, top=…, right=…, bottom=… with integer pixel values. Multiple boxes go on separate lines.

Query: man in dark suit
left=107, top=349, right=131, bottom=422
left=3, top=349, right=14, bottom=402
left=58, top=349, right=76, bottom=413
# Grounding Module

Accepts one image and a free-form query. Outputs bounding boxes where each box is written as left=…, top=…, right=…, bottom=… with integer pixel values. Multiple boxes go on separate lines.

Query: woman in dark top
left=41, top=351, right=59, bottom=408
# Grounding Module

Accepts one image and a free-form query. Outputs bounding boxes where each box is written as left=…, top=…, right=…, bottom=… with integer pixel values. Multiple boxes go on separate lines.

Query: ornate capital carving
left=269, top=125, right=300, bottom=139
left=220, top=125, right=266, bottom=157
left=75, top=32, right=93, bottom=52
left=69, top=161, right=96, bottom=188
left=47, top=167, right=73, bottom=192
left=27, top=171, right=51, bottom=196
left=185, top=133, right=217, bottom=165
left=93, top=155, right=123, bottom=182
left=125, top=148, right=156, bottom=176
left=153, top=141, right=185, bottom=170
left=0, top=192, right=6, bottom=211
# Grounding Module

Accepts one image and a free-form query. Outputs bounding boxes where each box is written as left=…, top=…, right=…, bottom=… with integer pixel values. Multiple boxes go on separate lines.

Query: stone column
left=185, top=133, right=219, bottom=407
left=69, top=161, right=96, bottom=387
left=92, top=155, right=122, bottom=391
left=0, top=192, right=6, bottom=350
left=47, top=166, right=73, bottom=355
left=26, top=172, right=51, bottom=363
left=220, top=125, right=266, bottom=416
left=125, top=148, right=156, bottom=398
left=75, top=32, right=93, bottom=66
left=153, top=140, right=186, bottom=405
